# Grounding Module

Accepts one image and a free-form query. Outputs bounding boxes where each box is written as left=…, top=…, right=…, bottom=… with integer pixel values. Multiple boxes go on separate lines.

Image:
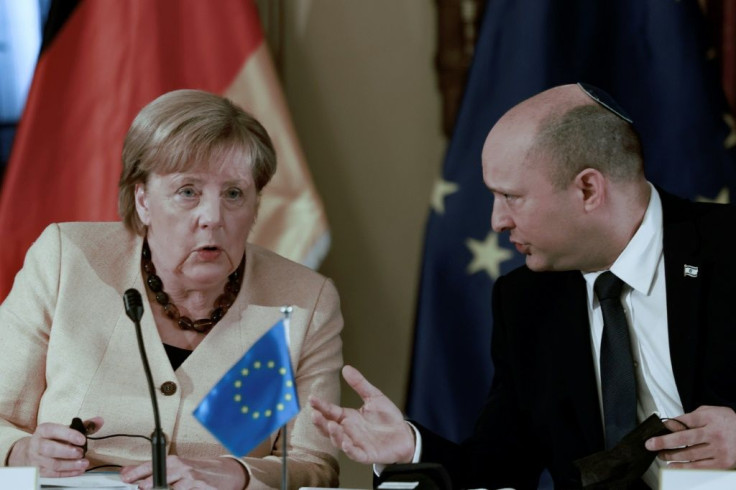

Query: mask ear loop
left=660, top=417, right=690, bottom=430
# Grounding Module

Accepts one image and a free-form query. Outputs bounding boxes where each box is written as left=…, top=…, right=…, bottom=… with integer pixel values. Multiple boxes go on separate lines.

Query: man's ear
left=574, top=168, right=606, bottom=212
left=134, top=183, right=151, bottom=226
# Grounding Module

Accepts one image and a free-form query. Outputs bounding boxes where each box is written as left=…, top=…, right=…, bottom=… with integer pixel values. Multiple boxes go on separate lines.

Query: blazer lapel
left=107, top=230, right=176, bottom=380
left=661, top=192, right=703, bottom=411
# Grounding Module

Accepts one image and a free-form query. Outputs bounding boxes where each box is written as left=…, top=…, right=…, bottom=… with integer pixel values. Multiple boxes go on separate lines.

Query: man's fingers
left=341, top=438, right=369, bottom=463
left=662, top=417, right=690, bottom=433
left=310, top=408, right=331, bottom=437
left=676, top=405, right=723, bottom=429
left=657, top=443, right=708, bottom=463
left=342, top=365, right=383, bottom=400
left=323, top=421, right=351, bottom=456
left=308, top=395, right=346, bottom=423
left=329, top=427, right=369, bottom=463
left=324, top=419, right=377, bottom=464
left=647, top=428, right=701, bottom=451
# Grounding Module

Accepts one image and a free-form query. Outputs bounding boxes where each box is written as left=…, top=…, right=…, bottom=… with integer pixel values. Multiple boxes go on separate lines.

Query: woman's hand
left=7, top=417, right=104, bottom=477
left=120, top=455, right=248, bottom=490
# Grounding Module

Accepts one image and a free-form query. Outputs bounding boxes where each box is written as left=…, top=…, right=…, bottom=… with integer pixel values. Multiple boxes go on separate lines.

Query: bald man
left=310, top=84, right=736, bottom=489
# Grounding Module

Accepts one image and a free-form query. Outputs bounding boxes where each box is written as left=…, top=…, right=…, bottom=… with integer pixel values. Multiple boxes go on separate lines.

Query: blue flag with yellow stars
left=194, top=320, right=299, bottom=457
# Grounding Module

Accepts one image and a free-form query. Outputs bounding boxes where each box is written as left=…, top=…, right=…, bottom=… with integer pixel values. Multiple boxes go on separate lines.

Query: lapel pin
left=683, top=264, right=699, bottom=278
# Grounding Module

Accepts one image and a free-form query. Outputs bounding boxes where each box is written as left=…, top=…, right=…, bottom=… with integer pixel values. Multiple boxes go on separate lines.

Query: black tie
left=595, top=271, right=637, bottom=449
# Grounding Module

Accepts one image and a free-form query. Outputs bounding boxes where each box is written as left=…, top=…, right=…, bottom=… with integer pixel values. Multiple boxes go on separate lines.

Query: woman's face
left=134, top=154, right=258, bottom=292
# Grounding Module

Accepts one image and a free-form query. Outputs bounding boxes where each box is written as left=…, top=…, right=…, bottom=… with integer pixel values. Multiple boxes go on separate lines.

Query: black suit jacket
left=416, top=190, right=736, bottom=489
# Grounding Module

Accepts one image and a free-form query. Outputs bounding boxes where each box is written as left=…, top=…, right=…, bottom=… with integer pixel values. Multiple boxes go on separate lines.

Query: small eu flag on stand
left=194, top=319, right=299, bottom=457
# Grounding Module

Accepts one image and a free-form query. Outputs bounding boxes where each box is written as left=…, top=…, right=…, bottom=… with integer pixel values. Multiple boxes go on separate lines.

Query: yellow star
left=723, top=113, right=736, bottom=149
left=430, top=178, right=460, bottom=215
left=465, top=232, right=514, bottom=279
left=696, top=187, right=730, bottom=204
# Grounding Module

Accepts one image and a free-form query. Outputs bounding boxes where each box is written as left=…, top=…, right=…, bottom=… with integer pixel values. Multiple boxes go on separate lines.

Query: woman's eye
left=177, top=187, right=197, bottom=198
left=225, top=188, right=243, bottom=200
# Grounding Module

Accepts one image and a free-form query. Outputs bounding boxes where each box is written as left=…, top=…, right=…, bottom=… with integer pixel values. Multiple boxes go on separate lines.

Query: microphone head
left=123, top=288, right=144, bottom=323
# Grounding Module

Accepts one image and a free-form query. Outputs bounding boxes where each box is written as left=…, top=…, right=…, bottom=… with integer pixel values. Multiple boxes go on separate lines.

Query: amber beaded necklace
left=142, top=239, right=245, bottom=334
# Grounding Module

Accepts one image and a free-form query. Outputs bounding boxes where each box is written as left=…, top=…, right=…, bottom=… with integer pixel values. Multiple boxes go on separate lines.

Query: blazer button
left=160, top=381, right=177, bottom=396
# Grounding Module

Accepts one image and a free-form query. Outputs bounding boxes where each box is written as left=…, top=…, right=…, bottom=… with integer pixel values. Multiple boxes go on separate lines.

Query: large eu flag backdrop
left=407, top=0, right=736, bottom=452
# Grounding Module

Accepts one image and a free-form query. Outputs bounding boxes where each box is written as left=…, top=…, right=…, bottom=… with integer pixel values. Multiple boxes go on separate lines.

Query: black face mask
left=573, top=414, right=671, bottom=489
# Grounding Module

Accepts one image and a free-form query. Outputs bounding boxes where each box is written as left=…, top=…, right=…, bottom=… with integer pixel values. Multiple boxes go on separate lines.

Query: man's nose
left=491, top=201, right=512, bottom=233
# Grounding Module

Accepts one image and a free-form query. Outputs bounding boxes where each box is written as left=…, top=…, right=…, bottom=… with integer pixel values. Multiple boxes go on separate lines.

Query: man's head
left=482, top=84, right=649, bottom=272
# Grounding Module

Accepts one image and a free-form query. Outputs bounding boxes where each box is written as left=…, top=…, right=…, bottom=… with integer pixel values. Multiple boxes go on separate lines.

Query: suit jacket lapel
left=660, top=191, right=702, bottom=411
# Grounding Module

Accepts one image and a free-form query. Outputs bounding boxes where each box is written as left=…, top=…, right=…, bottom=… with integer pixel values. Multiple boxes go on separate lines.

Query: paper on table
left=659, top=468, right=736, bottom=489
left=40, top=472, right=137, bottom=489
left=0, top=466, right=38, bottom=489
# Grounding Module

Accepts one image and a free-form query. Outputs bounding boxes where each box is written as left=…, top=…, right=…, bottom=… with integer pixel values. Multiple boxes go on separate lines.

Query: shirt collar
left=583, top=183, right=663, bottom=295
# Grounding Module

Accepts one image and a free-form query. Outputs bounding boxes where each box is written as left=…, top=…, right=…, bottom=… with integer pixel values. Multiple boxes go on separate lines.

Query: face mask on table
left=574, top=414, right=672, bottom=489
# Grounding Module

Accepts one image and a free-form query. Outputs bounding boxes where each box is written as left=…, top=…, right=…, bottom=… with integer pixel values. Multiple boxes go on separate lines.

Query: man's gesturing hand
left=309, top=365, right=415, bottom=465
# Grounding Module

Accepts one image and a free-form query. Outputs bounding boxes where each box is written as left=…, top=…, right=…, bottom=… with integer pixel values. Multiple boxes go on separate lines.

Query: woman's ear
left=251, top=193, right=261, bottom=226
left=574, top=168, right=606, bottom=212
left=134, top=183, right=151, bottom=226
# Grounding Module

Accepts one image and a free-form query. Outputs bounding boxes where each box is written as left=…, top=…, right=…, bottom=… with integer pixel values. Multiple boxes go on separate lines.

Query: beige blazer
left=0, top=222, right=343, bottom=489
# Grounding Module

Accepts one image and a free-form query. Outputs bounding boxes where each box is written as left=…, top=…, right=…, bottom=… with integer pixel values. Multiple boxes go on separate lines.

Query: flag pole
left=282, top=423, right=288, bottom=490
left=280, top=305, right=293, bottom=490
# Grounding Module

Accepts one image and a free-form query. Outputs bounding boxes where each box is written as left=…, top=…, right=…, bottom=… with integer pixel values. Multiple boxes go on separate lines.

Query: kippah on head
left=577, top=83, right=633, bottom=124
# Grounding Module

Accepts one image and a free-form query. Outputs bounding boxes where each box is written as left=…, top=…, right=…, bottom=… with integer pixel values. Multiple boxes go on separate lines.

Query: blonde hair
left=118, top=89, right=277, bottom=234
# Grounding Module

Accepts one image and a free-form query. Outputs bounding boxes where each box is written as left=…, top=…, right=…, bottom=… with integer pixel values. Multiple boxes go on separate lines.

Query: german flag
left=0, top=0, right=329, bottom=301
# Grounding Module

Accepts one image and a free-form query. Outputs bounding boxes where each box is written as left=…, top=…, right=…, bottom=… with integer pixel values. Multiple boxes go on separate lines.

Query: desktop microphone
left=123, top=288, right=168, bottom=489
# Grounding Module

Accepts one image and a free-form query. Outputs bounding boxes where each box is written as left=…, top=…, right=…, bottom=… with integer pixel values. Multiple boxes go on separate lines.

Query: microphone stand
left=125, top=289, right=168, bottom=489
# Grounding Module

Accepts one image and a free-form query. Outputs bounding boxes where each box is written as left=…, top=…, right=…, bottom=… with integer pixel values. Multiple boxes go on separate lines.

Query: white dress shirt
left=582, top=183, right=684, bottom=488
